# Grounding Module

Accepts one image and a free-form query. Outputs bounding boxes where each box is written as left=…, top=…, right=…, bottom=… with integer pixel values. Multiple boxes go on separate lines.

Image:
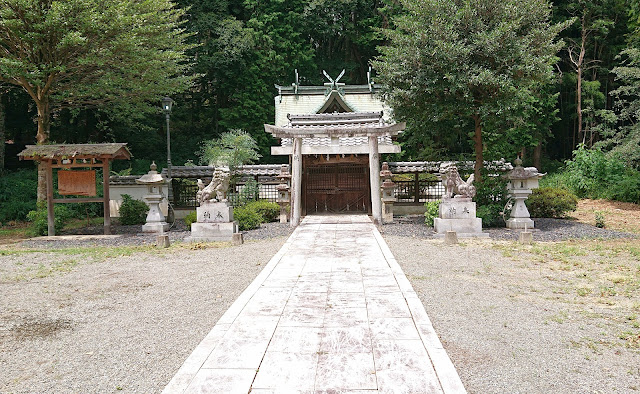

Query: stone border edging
left=371, top=226, right=467, bottom=394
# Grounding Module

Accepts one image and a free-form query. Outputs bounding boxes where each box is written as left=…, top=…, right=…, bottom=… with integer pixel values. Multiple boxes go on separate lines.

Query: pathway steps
left=163, top=214, right=466, bottom=394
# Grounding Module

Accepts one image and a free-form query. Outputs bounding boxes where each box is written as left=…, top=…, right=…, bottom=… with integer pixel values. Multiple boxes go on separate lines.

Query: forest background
left=0, top=0, right=639, bottom=189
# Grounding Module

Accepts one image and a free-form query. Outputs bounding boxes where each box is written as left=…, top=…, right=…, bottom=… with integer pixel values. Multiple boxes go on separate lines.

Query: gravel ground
left=382, top=215, right=636, bottom=241
left=384, top=236, right=640, bottom=393
left=19, top=221, right=293, bottom=250
left=0, top=234, right=288, bottom=393
left=1, top=216, right=637, bottom=393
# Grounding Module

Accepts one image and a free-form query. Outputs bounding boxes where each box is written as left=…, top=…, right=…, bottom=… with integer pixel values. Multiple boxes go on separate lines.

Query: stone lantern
left=506, top=158, right=545, bottom=229
left=380, top=162, right=395, bottom=224
left=276, top=164, right=291, bottom=223
left=136, top=162, right=170, bottom=233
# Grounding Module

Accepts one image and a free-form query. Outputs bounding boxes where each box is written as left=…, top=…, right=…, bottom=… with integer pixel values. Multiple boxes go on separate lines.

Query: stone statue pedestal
left=187, top=201, right=238, bottom=242
left=434, top=198, right=488, bottom=237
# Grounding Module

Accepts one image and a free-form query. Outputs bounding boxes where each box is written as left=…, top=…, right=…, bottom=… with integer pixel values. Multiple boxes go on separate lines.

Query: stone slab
left=141, top=222, right=170, bottom=233
left=506, top=217, right=535, bottom=230
left=197, top=201, right=233, bottom=223
left=438, top=198, right=476, bottom=219
left=188, top=222, right=237, bottom=242
left=434, top=217, right=483, bottom=234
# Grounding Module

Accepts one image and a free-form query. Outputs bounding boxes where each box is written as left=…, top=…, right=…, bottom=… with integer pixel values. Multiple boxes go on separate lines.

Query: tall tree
left=0, top=93, right=4, bottom=172
left=374, top=0, right=569, bottom=180
left=0, top=0, right=193, bottom=198
left=599, top=48, right=640, bottom=168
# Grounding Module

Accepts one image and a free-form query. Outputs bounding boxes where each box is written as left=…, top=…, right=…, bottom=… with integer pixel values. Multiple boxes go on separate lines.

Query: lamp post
left=161, top=96, right=173, bottom=179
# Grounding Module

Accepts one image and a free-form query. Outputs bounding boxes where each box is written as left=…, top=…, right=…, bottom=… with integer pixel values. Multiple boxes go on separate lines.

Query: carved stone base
left=142, top=222, right=170, bottom=234
left=506, top=217, right=535, bottom=230
left=382, top=199, right=394, bottom=224
left=434, top=198, right=488, bottom=237
left=188, top=222, right=238, bottom=242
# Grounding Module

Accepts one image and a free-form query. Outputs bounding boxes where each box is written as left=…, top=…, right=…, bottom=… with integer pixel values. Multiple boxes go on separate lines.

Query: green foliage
left=526, top=187, right=578, bottom=218
left=183, top=211, right=197, bottom=228
left=238, top=178, right=260, bottom=205
left=233, top=205, right=262, bottom=231
left=246, top=200, right=280, bottom=223
left=198, top=130, right=261, bottom=169
left=476, top=204, right=505, bottom=228
left=27, top=202, right=73, bottom=236
left=118, top=194, right=149, bottom=225
left=473, top=172, right=510, bottom=227
left=602, top=47, right=640, bottom=169
left=595, top=211, right=606, bottom=228
left=232, top=199, right=279, bottom=230
left=0, top=169, right=37, bottom=223
left=374, top=0, right=569, bottom=175
left=563, top=145, right=640, bottom=203
left=423, top=200, right=440, bottom=227
left=0, top=0, right=194, bottom=143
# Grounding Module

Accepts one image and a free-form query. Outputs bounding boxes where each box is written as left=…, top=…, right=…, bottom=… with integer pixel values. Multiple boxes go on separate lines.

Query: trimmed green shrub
left=423, top=200, right=440, bottom=227
left=184, top=211, right=197, bottom=228
left=246, top=200, right=280, bottom=223
left=26, top=202, right=73, bottom=236
left=477, top=204, right=505, bottom=228
left=233, top=205, right=262, bottom=231
left=118, top=194, right=149, bottom=225
left=526, top=187, right=578, bottom=218
left=474, top=171, right=510, bottom=227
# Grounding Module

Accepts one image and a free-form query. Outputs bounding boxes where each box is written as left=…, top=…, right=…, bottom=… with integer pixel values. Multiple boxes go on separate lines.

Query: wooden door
left=304, top=163, right=370, bottom=214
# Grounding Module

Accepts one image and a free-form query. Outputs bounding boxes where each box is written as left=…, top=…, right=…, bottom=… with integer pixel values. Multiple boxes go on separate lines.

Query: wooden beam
left=52, top=198, right=104, bottom=203
left=103, top=159, right=111, bottom=235
left=46, top=161, right=55, bottom=236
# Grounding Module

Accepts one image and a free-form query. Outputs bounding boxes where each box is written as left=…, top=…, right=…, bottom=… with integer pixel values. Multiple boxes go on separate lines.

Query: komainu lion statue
left=440, top=163, right=476, bottom=199
left=196, top=167, right=230, bottom=204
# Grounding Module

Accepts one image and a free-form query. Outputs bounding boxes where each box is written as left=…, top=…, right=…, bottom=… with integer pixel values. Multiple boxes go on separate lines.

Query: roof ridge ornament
left=292, top=69, right=299, bottom=97
left=323, top=69, right=346, bottom=92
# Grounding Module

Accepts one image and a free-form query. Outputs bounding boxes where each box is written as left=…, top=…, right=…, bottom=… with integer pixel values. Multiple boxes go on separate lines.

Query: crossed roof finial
left=323, top=69, right=345, bottom=90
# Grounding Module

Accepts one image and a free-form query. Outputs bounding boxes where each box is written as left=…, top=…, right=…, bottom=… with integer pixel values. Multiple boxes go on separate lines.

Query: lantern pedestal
left=136, top=162, right=170, bottom=234
left=506, top=158, right=544, bottom=230
left=505, top=189, right=535, bottom=230
left=380, top=162, right=395, bottom=224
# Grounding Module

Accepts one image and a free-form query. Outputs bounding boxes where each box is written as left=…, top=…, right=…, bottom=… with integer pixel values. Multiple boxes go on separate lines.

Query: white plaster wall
left=274, top=93, right=390, bottom=126
left=109, top=184, right=169, bottom=218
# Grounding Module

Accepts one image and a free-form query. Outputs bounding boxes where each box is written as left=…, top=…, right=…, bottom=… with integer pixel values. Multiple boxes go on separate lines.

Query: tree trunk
left=0, top=95, right=5, bottom=173
left=533, top=141, right=542, bottom=171
left=35, top=98, right=51, bottom=202
left=577, top=64, right=583, bottom=145
left=472, top=114, right=483, bottom=182
left=575, top=17, right=587, bottom=147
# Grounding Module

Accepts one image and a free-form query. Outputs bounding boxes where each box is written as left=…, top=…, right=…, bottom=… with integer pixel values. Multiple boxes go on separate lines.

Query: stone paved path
left=163, top=214, right=466, bottom=393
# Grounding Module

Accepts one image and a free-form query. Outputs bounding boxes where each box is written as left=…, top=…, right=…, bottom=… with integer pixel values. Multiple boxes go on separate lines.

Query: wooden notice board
left=58, top=170, right=97, bottom=196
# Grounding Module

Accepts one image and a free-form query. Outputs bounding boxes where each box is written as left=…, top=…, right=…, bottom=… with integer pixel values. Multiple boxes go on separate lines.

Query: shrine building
left=264, top=71, right=405, bottom=226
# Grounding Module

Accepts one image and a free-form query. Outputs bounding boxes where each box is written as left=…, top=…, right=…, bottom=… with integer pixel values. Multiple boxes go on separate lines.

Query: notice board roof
left=18, top=143, right=131, bottom=161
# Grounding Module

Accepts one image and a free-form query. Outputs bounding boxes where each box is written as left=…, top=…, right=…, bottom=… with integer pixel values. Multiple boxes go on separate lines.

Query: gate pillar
left=369, top=136, right=382, bottom=224
left=291, top=137, right=303, bottom=227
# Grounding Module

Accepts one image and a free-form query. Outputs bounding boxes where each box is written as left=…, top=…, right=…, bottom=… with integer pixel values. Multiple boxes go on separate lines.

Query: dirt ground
left=570, top=199, right=640, bottom=234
